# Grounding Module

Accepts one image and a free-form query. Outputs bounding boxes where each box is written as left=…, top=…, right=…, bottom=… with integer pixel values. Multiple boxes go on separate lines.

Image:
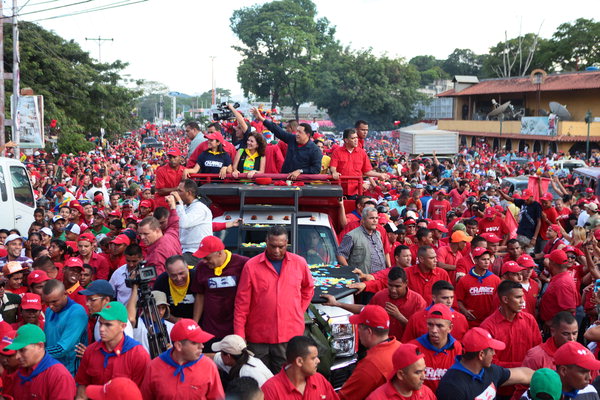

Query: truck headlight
left=330, top=321, right=355, bottom=357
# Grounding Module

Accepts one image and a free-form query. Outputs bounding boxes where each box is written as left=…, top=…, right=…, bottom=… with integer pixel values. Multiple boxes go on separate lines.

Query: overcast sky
left=19, top=0, right=600, bottom=99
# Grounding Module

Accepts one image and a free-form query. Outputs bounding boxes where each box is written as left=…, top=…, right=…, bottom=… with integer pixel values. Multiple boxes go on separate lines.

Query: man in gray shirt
left=185, top=121, right=206, bottom=158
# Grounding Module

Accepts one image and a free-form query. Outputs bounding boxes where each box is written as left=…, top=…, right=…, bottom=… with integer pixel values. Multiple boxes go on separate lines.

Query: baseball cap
left=540, top=192, right=553, bottom=201
left=151, top=291, right=169, bottom=307
left=166, top=148, right=182, bottom=157
left=403, top=218, right=416, bottom=226
left=452, top=223, right=466, bottom=232
left=78, top=232, right=96, bottom=243
left=193, top=236, right=225, bottom=259
left=170, top=319, right=214, bottom=344
left=93, top=177, right=103, bottom=185
left=586, top=202, right=599, bottom=211
left=501, top=261, right=525, bottom=275
left=40, top=227, right=53, bottom=237
left=139, top=200, right=153, bottom=209
left=427, top=221, right=448, bottom=233
left=5, top=324, right=46, bottom=350
left=4, top=234, right=23, bottom=245
left=554, top=341, right=600, bottom=370
left=349, top=305, right=390, bottom=330
left=563, top=245, right=583, bottom=256
left=86, top=377, right=143, bottom=400
left=110, top=234, right=130, bottom=246
left=0, top=330, right=16, bottom=356
left=109, top=210, right=122, bottom=217
left=205, top=131, right=225, bottom=142
left=451, top=231, right=472, bottom=243
left=391, top=343, right=425, bottom=371
left=480, top=233, right=502, bottom=243
left=53, top=186, right=66, bottom=193
left=95, top=301, right=128, bottom=323
left=21, top=293, right=42, bottom=310
left=426, top=303, right=453, bottom=321
left=529, top=368, right=562, bottom=400
left=521, top=189, right=534, bottom=199
left=472, top=247, right=491, bottom=257
left=586, top=187, right=595, bottom=194
left=52, top=215, right=65, bottom=223
left=548, top=224, right=562, bottom=237
left=483, top=207, right=496, bottom=218
left=64, top=257, right=84, bottom=269
left=517, top=254, right=536, bottom=268
left=462, top=327, right=506, bottom=352
left=80, top=280, right=115, bottom=298
left=28, top=270, right=50, bottom=285
left=544, top=249, right=568, bottom=265
left=94, top=210, right=106, bottom=219
left=212, top=334, right=248, bottom=355
left=65, top=223, right=81, bottom=235
left=2, top=261, right=25, bottom=276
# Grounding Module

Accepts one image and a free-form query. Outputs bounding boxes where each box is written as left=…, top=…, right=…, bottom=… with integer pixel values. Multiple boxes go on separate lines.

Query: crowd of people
left=0, top=104, right=599, bottom=400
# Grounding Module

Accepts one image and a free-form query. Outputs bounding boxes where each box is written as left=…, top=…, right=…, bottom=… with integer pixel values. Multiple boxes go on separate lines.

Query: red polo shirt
left=75, top=334, right=150, bottom=387
left=366, top=381, right=436, bottom=400
left=409, top=335, right=463, bottom=392
left=436, top=245, right=463, bottom=284
left=369, top=289, right=427, bottom=339
left=80, top=252, right=111, bottom=280
left=339, top=338, right=402, bottom=400
left=480, top=309, right=542, bottom=368
left=427, top=199, right=451, bottom=221
left=140, top=352, right=225, bottom=400
left=154, top=164, right=185, bottom=208
left=401, top=306, right=469, bottom=343
left=521, top=337, right=559, bottom=371
left=539, top=271, right=578, bottom=322
left=405, top=265, right=451, bottom=304
left=262, top=369, right=338, bottom=400
left=455, top=270, right=501, bottom=327
left=478, top=217, right=510, bottom=238
left=13, top=358, right=76, bottom=400
left=330, top=146, right=372, bottom=195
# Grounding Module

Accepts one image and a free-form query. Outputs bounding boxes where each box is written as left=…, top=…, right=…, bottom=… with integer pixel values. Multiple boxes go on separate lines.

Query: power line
left=1, top=0, right=94, bottom=18
left=31, top=0, right=147, bottom=22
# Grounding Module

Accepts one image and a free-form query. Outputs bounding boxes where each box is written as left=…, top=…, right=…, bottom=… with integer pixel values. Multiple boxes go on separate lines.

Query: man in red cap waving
left=436, top=327, right=533, bottom=400
left=366, top=343, right=436, bottom=400
left=140, top=318, right=224, bottom=399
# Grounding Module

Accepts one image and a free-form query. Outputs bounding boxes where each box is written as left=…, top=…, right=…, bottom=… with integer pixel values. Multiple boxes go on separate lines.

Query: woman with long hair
left=231, top=132, right=266, bottom=179
left=183, top=131, right=232, bottom=179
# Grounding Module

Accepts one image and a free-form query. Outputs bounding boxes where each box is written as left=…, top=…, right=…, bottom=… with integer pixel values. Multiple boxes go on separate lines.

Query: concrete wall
left=439, top=120, right=600, bottom=137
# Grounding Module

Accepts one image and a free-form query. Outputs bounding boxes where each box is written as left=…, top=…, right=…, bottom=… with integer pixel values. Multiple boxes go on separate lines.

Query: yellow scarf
left=168, top=273, right=190, bottom=306
left=244, top=149, right=258, bottom=160
left=213, top=250, right=232, bottom=277
left=208, top=150, right=224, bottom=155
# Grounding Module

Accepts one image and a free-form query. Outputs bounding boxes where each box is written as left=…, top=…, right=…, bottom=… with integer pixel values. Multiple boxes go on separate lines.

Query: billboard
left=15, top=95, right=44, bottom=148
left=520, top=116, right=557, bottom=136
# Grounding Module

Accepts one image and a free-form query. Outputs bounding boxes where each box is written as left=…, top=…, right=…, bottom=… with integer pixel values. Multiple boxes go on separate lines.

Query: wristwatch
left=298, top=169, right=303, bottom=174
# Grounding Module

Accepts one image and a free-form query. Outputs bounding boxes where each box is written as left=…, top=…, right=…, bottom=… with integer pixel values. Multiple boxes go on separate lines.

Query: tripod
left=136, top=282, right=170, bottom=358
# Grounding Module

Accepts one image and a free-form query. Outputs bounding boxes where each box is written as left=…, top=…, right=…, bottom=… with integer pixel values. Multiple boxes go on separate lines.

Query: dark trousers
left=248, top=342, right=288, bottom=374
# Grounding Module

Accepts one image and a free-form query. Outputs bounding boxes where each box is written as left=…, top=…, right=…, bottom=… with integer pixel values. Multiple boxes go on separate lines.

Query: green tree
left=313, top=47, right=425, bottom=130
left=481, top=33, right=554, bottom=78
left=550, top=18, right=600, bottom=71
left=230, top=0, right=336, bottom=120
left=442, top=48, right=483, bottom=76
left=4, top=22, right=140, bottom=142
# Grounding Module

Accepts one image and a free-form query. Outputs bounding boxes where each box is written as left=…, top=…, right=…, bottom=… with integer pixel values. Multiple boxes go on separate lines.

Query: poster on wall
left=520, top=116, right=557, bottom=136
left=15, top=95, right=45, bottom=148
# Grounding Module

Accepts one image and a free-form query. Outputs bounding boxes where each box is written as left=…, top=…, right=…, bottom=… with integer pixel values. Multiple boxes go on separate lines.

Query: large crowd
left=0, top=104, right=599, bottom=400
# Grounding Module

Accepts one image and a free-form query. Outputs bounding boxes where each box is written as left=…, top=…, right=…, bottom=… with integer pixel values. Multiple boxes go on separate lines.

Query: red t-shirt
left=262, top=370, right=338, bottom=400
left=540, top=207, right=559, bottom=240
left=539, top=271, right=578, bottom=322
left=154, top=164, right=185, bottom=208
left=427, top=199, right=451, bottom=221
left=449, top=188, right=469, bottom=208
left=455, top=270, right=501, bottom=327
left=409, top=336, right=463, bottom=392
left=401, top=306, right=469, bottom=343
left=366, top=381, right=436, bottom=400
left=478, top=217, right=510, bottom=238
left=369, top=289, right=427, bottom=340
left=436, top=245, right=463, bottom=284
left=404, top=266, right=451, bottom=304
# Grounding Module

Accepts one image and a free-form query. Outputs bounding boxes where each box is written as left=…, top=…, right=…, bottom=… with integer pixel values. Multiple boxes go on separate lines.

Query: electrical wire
left=31, top=0, right=146, bottom=22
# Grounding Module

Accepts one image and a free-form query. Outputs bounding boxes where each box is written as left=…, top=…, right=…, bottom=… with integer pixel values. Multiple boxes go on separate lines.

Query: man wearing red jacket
left=6, top=324, right=76, bottom=400
left=234, top=225, right=314, bottom=373
left=140, top=319, right=224, bottom=400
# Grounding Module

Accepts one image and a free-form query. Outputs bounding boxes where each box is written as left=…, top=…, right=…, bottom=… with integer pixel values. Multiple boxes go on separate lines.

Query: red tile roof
left=438, top=71, right=600, bottom=97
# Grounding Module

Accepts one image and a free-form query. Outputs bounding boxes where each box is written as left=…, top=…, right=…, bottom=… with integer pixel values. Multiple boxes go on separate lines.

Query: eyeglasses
left=567, top=255, right=577, bottom=259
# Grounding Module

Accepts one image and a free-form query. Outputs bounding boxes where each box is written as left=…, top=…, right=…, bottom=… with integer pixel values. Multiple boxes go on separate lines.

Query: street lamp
left=586, top=110, right=593, bottom=160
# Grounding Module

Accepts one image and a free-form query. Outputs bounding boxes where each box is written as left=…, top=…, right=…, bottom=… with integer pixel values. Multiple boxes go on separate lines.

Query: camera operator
left=153, top=255, right=198, bottom=322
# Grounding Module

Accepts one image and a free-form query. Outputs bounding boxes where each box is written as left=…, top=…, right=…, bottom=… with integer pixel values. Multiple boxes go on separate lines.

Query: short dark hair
left=355, top=195, right=369, bottom=207
left=166, top=255, right=186, bottom=270
left=299, top=123, right=313, bottom=137
left=471, top=235, right=486, bottom=248
left=432, top=280, right=454, bottom=295
left=551, top=311, right=577, bottom=328
left=343, top=128, right=356, bottom=140
left=181, top=179, right=198, bottom=196
left=42, top=279, right=64, bottom=295
left=266, top=225, right=288, bottom=240
left=153, top=207, right=170, bottom=221
left=109, top=219, right=123, bottom=231
left=497, top=280, right=523, bottom=299
left=286, top=336, right=317, bottom=363
left=506, top=238, right=520, bottom=247
left=124, top=244, right=143, bottom=257
left=394, top=244, right=410, bottom=258
left=31, top=245, right=48, bottom=260
left=186, top=121, right=200, bottom=131
left=226, top=377, right=262, bottom=400
left=416, top=228, right=431, bottom=241
left=417, top=245, right=433, bottom=258
left=464, top=219, right=478, bottom=227
left=388, top=267, right=406, bottom=282
left=32, top=255, right=55, bottom=271
left=208, top=122, right=221, bottom=131
left=354, top=120, right=368, bottom=128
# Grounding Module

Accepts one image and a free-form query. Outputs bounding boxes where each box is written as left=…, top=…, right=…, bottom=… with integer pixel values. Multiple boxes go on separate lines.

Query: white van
left=0, top=158, right=35, bottom=234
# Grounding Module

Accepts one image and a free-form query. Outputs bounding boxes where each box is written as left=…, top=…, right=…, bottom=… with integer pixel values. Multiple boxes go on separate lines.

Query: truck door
left=9, top=165, right=35, bottom=233
left=0, top=166, right=14, bottom=230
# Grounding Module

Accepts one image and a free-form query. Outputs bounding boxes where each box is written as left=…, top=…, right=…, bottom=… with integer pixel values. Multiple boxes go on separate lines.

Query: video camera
left=125, top=261, right=157, bottom=288
left=213, top=102, right=240, bottom=121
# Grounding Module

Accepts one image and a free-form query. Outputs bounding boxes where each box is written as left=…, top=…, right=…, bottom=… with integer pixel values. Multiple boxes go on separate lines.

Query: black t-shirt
left=232, top=126, right=252, bottom=150
left=437, top=361, right=511, bottom=400
left=514, top=199, right=542, bottom=239
left=153, top=269, right=197, bottom=319
left=196, top=151, right=232, bottom=174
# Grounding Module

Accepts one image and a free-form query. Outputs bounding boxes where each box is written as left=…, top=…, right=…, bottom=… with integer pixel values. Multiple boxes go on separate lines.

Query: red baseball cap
left=78, top=232, right=96, bottom=244
left=28, top=270, right=50, bottom=285
left=472, top=247, right=491, bottom=257
left=0, top=330, right=16, bottom=356
left=563, top=245, right=583, bottom=256
left=86, top=377, right=143, bottom=400
left=170, top=319, right=214, bottom=344
left=403, top=218, right=416, bottom=226
left=554, top=341, right=600, bottom=370
left=349, top=305, right=390, bottom=330
left=166, top=148, right=182, bottom=157
left=522, top=189, right=534, bottom=199
left=193, top=236, right=225, bottom=259
left=586, top=187, right=594, bottom=194
left=517, top=254, right=536, bottom=268
left=548, top=224, right=562, bottom=237
left=540, top=192, right=553, bottom=201
left=109, top=210, right=122, bottom=217
left=501, top=261, right=525, bottom=275
left=484, top=207, right=496, bottom=218
left=462, top=327, right=506, bottom=352
left=21, top=293, right=42, bottom=310
left=391, top=343, right=425, bottom=372
left=544, top=249, right=568, bottom=265
left=64, top=257, right=84, bottom=269
left=139, top=200, right=153, bottom=209
left=93, top=177, right=103, bottom=185
left=426, top=303, right=453, bottom=321
left=205, top=132, right=225, bottom=142
left=427, top=221, right=448, bottom=233
left=480, top=233, right=502, bottom=243
left=110, top=234, right=131, bottom=246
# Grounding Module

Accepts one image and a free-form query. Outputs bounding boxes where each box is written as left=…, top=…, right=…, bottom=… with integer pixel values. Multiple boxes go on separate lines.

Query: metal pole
left=587, top=121, right=591, bottom=161
left=171, top=96, right=175, bottom=124
left=12, top=0, right=19, bottom=158
left=0, top=2, right=5, bottom=152
left=210, top=56, right=216, bottom=106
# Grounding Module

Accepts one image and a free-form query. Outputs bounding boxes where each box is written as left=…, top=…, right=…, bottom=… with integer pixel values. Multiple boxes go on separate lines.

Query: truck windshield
left=10, top=166, right=34, bottom=207
left=215, top=225, right=338, bottom=265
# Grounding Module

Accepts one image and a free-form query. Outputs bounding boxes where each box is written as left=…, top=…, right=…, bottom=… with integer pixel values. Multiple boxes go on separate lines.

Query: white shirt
left=176, top=199, right=213, bottom=253
left=214, top=352, right=273, bottom=387
left=133, top=316, right=174, bottom=355
left=109, top=264, right=132, bottom=304
left=85, top=185, right=110, bottom=207
left=578, top=210, right=590, bottom=227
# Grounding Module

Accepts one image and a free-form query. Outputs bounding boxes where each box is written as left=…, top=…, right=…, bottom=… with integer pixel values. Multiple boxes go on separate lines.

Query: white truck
left=398, top=128, right=459, bottom=155
left=0, top=157, right=36, bottom=234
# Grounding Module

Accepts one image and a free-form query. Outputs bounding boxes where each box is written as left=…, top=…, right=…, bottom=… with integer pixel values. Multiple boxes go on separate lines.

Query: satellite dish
left=487, top=101, right=511, bottom=118
left=549, top=102, right=572, bottom=120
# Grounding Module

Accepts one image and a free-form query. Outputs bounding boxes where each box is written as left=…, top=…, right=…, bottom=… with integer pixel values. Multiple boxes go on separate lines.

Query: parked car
left=141, top=136, right=164, bottom=150
left=501, top=175, right=560, bottom=200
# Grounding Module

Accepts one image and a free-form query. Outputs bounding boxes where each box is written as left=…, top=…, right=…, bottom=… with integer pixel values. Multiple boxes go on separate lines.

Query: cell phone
left=594, top=279, right=600, bottom=293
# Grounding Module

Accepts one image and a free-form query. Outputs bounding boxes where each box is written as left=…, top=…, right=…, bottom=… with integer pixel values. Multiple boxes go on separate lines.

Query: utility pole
left=210, top=56, right=216, bottom=106
left=0, top=1, right=5, bottom=150
left=85, top=36, right=114, bottom=62
left=12, top=0, right=19, bottom=158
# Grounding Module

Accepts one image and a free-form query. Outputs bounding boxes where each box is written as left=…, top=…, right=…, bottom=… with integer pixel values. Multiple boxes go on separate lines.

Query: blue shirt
left=45, top=298, right=88, bottom=375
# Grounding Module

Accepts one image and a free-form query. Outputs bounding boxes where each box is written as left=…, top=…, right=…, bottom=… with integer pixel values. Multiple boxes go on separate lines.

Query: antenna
left=85, top=36, right=114, bottom=62
left=487, top=101, right=511, bottom=119
left=549, top=102, right=572, bottom=121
